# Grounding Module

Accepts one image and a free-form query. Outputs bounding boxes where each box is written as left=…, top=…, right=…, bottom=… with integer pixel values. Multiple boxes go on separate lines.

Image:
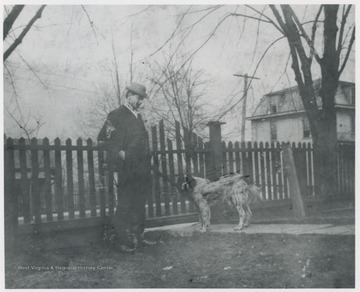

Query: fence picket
left=54, top=138, right=64, bottom=221
left=198, top=137, right=205, bottom=177
left=19, top=138, right=31, bottom=223
left=275, top=142, right=282, bottom=199
left=65, top=139, right=74, bottom=219
left=77, top=139, right=86, bottom=218
left=87, top=139, right=97, bottom=217
left=222, top=141, right=227, bottom=175
left=281, top=142, right=289, bottom=199
left=270, top=142, right=277, bottom=200
left=30, top=138, right=41, bottom=223
left=228, top=142, right=234, bottom=174
left=192, top=132, right=199, bottom=176
left=43, top=138, right=53, bottom=221
left=246, top=142, right=254, bottom=185
left=175, top=121, right=186, bottom=213
left=253, top=141, right=260, bottom=187
left=183, top=127, right=192, bottom=175
left=4, top=138, right=17, bottom=241
left=159, top=120, right=170, bottom=216
left=152, top=125, right=161, bottom=217
left=293, top=142, right=308, bottom=197
left=258, top=142, right=266, bottom=199
left=265, top=142, right=272, bottom=200
left=97, top=144, right=106, bottom=217
left=234, top=142, right=241, bottom=174
left=167, top=139, right=178, bottom=215
left=183, top=127, right=194, bottom=212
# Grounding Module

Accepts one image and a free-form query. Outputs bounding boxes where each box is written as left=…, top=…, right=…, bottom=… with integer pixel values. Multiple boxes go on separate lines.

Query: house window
left=303, top=117, right=311, bottom=139
left=270, top=120, right=277, bottom=141
left=271, top=105, right=277, bottom=113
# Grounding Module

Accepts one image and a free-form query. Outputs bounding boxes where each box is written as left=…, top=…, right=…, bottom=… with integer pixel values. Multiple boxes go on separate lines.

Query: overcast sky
left=3, top=3, right=356, bottom=141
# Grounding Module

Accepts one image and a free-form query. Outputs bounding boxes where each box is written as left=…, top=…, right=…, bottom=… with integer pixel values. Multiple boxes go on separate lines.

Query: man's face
left=127, top=93, right=144, bottom=110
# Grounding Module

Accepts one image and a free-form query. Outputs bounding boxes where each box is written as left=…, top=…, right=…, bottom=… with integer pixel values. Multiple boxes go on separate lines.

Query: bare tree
left=77, top=83, right=119, bottom=139
left=155, top=5, right=355, bottom=196
left=148, top=55, right=213, bottom=140
left=77, top=25, right=143, bottom=139
left=267, top=5, right=355, bottom=196
left=4, top=63, right=46, bottom=139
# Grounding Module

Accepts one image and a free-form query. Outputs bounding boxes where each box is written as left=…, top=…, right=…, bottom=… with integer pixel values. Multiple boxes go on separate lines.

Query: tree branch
left=4, top=5, right=46, bottom=61
left=81, top=5, right=99, bottom=45
left=337, top=5, right=352, bottom=58
left=3, top=5, right=24, bottom=40
left=338, top=26, right=355, bottom=77
left=147, top=6, right=192, bottom=58
left=287, top=5, right=321, bottom=64
left=311, top=5, right=323, bottom=64
left=269, top=5, right=288, bottom=35
left=247, top=5, right=284, bottom=35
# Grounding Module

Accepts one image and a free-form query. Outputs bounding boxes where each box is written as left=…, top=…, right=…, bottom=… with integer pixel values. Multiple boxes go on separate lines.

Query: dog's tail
left=248, top=185, right=263, bottom=203
left=227, top=181, right=262, bottom=206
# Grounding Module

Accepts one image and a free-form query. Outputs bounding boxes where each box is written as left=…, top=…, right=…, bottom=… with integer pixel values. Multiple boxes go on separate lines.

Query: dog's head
left=180, top=174, right=197, bottom=192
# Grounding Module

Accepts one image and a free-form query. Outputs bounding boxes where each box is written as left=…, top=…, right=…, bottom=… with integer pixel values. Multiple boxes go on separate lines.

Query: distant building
left=249, top=80, right=355, bottom=143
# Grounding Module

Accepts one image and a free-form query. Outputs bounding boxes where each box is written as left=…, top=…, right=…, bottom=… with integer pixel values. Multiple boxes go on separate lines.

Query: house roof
left=250, top=79, right=354, bottom=120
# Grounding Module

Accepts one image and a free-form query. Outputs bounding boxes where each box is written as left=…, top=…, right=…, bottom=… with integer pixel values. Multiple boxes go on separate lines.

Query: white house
left=249, top=80, right=355, bottom=143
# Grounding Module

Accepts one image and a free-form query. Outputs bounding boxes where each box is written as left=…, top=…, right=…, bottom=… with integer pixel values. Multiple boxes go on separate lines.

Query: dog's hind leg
left=192, top=201, right=204, bottom=229
left=243, top=204, right=252, bottom=227
left=234, top=204, right=246, bottom=231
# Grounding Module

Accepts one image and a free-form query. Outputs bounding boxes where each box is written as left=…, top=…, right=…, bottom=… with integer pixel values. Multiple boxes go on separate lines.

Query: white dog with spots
left=181, top=174, right=262, bottom=232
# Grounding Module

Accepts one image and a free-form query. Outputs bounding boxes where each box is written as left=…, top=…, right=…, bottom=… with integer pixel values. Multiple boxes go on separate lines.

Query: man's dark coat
left=98, top=105, right=151, bottom=248
left=98, top=105, right=151, bottom=179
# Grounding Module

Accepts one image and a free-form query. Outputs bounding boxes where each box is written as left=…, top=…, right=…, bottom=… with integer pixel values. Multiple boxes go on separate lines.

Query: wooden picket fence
left=4, top=120, right=355, bottom=235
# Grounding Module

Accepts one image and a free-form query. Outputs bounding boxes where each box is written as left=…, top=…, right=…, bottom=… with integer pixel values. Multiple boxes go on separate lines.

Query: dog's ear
left=187, top=174, right=197, bottom=189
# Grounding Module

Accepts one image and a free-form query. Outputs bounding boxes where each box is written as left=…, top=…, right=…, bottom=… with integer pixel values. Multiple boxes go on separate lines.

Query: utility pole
left=233, top=73, right=260, bottom=142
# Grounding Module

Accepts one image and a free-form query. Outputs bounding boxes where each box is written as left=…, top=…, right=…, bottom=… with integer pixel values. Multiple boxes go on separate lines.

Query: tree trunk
left=312, top=6, right=339, bottom=197
left=272, top=5, right=341, bottom=197
left=312, top=117, right=338, bottom=197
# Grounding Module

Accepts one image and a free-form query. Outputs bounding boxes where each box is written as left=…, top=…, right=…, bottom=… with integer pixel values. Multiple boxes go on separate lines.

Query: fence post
left=206, top=121, right=225, bottom=181
left=292, top=142, right=309, bottom=197
left=282, top=143, right=306, bottom=219
left=4, top=138, right=17, bottom=251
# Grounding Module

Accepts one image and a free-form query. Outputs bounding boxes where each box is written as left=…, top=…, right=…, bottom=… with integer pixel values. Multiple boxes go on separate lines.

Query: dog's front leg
left=234, top=204, right=245, bottom=231
left=197, top=198, right=210, bottom=232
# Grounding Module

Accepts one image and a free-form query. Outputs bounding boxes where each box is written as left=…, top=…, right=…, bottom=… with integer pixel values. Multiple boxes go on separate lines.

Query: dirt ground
left=5, top=229, right=355, bottom=288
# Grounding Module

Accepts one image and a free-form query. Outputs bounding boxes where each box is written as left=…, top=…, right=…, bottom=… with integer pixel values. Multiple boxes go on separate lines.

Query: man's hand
left=119, top=150, right=126, bottom=160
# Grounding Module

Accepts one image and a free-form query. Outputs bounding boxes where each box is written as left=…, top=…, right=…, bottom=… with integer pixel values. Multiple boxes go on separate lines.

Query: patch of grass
left=6, top=232, right=355, bottom=288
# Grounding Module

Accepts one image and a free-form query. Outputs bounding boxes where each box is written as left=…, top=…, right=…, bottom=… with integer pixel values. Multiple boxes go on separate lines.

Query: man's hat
left=126, top=82, right=148, bottom=98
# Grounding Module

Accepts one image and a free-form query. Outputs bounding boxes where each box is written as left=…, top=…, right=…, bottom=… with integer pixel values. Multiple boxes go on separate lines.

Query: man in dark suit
left=98, top=82, right=155, bottom=252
